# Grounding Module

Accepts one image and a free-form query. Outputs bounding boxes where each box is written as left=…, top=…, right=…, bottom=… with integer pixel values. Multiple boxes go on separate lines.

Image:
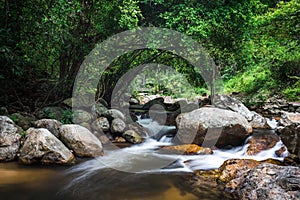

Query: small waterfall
left=63, top=116, right=289, bottom=190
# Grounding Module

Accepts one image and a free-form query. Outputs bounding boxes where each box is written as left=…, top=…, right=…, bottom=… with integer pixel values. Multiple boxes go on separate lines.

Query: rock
left=122, top=130, right=143, bottom=144
left=19, top=128, right=75, bottom=165
left=282, top=111, right=300, bottom=123
left=249, top=111, right=270, bottom=129
left=61, top=98, right=73, bottom=107
left=73, top=109, right=93, bottom=123
left=218, top=159, right=260, bottom=184
left=91, top=101, right=108, bottom=117
left=129, top=97, right=139, bottom=105
left=37, top=106, right=64, bottom=120
left=176, top=107, right=253, bottom=148
left=276, top=122, right=300, bottom=158
left=237, top=163, right=300, bottom=200
left=60, top=125, right=103, bottom=157
left=103, top=109, right=125, bottom=122
left=214, top=94, right=270, bottom=129
left=142, top=97, right=165, bottom=110
left=246, top=133, right=281, bottom=155
left=34, top=119, right=62, bottom=138
left=159, top=144, right=213, bottom=155
left=284, top=154, right=300, bottom=167
left=0, top=116, right=21, bottom=161
left=91, top=117, right=110, bottom=132
left=126, top=122, right=149, bottom=138
left=114, top=136, right=126, bottom=143
left=79, top=122, right=91, bottom=130
left=9, top=113, right=35, bottom=130
left=111, top=118, right=126, bottom=134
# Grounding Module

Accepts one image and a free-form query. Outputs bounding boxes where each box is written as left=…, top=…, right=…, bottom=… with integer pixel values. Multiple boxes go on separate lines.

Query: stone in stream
left=60, top=124, right=103, bottom=157
left=0, top=116, right=21, bottom=162
left=19, top=128, right=75, bottom=165
left=126, top=122, right=149, bottom=138
left=175, top=107, right=253, bottom=148
left=246, top=133, right=286, bottom=156
left=276, top=122, right=300, bottom=158
left=237, top=163, right=300, bottom=200
left=214, top=94, right=270, bottom=129
left=34, top=119, right=62, bottom=138
left=91, top=117, right=110, bottom=132
left=159, top=144, right=213, bottom=155
left=111, top=118, right=126, bottom=134
left=122, top=130, right=143, bottom=144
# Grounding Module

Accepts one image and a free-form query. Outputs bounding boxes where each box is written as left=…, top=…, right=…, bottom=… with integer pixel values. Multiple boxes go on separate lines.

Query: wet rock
left=34, top=119, right=62, bottom=138
left=123, top=130, right=143, bottom=144
left=176, top=107, right=253, bottom=148
left=284, top=154, right=300, bottom=167
left=91, top=117, right=110, bottom=132
left=246, top=133, right=281, bottom=155
left=114, top=136, right=126, bottom=143
left=142, top=97, right=165, bottom=110
left=9, top=113, right=35, bottom=130
left=214, top=94, right=270, bottom=129
left=111, top=118, right=126, bottom=134
left=282, top=112, right=300, bottom=123
left=237, top=163, right=300, bottom=200
left=103, top=109, right=125, bottom=122
left=218, top=159, right=260, bottom=184
left=126, top=122, right=149, bottom=138
left=73, top=109, right=93, bottom=123
left=19, top=128, right=75, bottom=165
left=0, top=116, right=21, bottom=161
left=276, top=122, right=300, bottom=158
left=159, top=144, right=213, bottom=155
left=60, top=125, right=103, bottom=157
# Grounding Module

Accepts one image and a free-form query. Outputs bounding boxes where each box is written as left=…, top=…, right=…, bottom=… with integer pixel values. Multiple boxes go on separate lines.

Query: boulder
left=159, top=144, right=213, bottom=155
left=0, top=116, right=21, bottom=161
left=91, top=117, right=110, bottom=132
left=74, top=109, right=93, bottom=123
left=237, top=163, right=300, bottom=200
left=176, top=107, right=253, bottom=148
left=34, top=119, right=62, bottom=138
left=111, top=118, right=126, bottom=134
left=276, top=122, right=300, bottom=158
left=91, top=101, right=108, bottom=117
left=103, top=109, right=125, bottom=122
left=142, top=97, right=165, bottom=110
left=246, top=133, right=282, bottom=155
left=60, top=125, right=103, bottom=157
left=126, top=122, right=149, bottom=138
left=214, top=94, right=270, bottom=129
left=218, top=159, right=260, bottom=185
left=19, top=128, right=75, bottom=165
left=122, top=130, right=143, bottom=144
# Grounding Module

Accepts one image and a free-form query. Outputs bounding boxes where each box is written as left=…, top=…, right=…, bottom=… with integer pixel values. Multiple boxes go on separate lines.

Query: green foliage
left=283, top=80, right=300, bottom=101
left=19, top=131, right=27, bottom=138
left=60, top=109, right=74, bottom=124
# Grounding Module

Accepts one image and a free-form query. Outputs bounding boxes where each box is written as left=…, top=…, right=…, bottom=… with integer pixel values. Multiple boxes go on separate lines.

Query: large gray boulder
left=276, top=122, right=300, bottom=158
left=34, top=119, right=62, bottom=138
left=215, top=94, right=270, bottom=129
left=0, top=116, right=21, bottom=161
left=237, top=163, right=300, bottom=200
left=111, top=118, right=126, bottom=134
left=19, top=128, right=75, bottom=165
left=60, top=125, right=103, bottom=157
left=176, top=107, right=252, bottom=148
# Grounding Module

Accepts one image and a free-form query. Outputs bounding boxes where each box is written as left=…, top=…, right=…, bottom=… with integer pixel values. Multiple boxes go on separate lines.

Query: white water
left=64, top=117, right=289, bottom=189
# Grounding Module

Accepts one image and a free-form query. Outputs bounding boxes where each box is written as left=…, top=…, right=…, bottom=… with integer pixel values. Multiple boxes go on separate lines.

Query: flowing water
left=0, top=118, right=288, bottom=200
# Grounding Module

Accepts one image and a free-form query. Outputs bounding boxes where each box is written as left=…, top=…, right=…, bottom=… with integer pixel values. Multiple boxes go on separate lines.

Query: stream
left=0, top=118, right=287, bottom=200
